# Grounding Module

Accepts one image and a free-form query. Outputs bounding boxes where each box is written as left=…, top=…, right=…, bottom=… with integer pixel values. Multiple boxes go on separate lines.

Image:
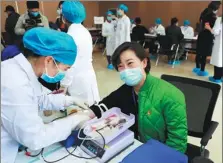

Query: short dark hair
left=171, top=17, right=178, bottom=25
left=26, top=1, right=39, bottom=9
left=5, top=5, right=15, bottom=12
left=135, top=17, right=141, bottom=25
left=112, top=42, right=151, bottom=73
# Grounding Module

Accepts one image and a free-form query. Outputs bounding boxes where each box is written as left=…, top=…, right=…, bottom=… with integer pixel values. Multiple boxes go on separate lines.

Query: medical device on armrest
left=80, top=107, right=135, bottom=163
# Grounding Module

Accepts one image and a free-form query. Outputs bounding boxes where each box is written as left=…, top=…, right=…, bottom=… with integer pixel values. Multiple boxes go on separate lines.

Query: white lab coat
left=61, top=24, right=100, bottom=106
left=115, top=15, right=131, bottom=49
left=180, top=26, right=194, bottom=38
left=1, top=54, right=89, bottom=163
left=102, top=21, right=116, bottom=56
left=131, top=24, right=136, bottom=34
left=210, top=17, right=222, bottom=68
left=154, top=24, right=165, bottom=36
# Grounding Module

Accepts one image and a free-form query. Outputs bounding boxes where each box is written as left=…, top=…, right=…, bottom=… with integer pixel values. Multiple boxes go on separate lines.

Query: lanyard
left=132, top=88, right=137, bottom=107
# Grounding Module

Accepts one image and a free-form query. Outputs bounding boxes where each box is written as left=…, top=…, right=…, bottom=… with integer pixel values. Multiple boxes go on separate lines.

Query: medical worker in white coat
left=102, top=10, right=116, bottom=70
left=205, top=16, right=223, bottom=83
left=1, top=28, right=93, bottom=163
left=61, top=1, right=100, bottom=106
left=150, top=18, right=166, bottom=36
left=114, top=4, right=131, bottom=49
left=180, top=20, right=194, bottom=38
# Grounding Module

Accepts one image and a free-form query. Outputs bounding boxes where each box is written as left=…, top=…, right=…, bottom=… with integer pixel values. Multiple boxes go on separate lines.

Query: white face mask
left=57, top=9, right=61, bottom=15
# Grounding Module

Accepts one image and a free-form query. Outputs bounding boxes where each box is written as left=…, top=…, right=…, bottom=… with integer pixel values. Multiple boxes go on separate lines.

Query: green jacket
left=138, top=74, right=188, bottom=153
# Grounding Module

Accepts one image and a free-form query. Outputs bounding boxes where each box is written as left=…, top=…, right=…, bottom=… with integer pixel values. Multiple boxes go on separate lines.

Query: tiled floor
left=92, top=52, right=222, bottom=163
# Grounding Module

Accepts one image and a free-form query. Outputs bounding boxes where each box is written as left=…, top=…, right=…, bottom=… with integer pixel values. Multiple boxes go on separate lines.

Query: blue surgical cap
left=130, top=19, right=134, bottom=23
left=118, top=4, right=128, bottom=13
left=62, top=1, right=86, bottom=24
left=184, top=20, right=190, bottom=26
left=155, top=18, right=162, bottom=24
left=23, top=27, right=77, bottom=66
left=106, top=10, right=113, bottom=15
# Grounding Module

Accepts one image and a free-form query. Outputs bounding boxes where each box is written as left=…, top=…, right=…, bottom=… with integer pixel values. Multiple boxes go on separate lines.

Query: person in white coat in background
left=1, top=28, right=93, bottom=163
left=61, top=1, right=100, bottom=106
left=102, top=10, right=116, bottom=70
left=150, top=18, right=165, bottom=36
left=206, top=15, right=223, bottom=83
left=180, top=20, right=194, bottom=38
left=114, top=4, right=131, bottom=49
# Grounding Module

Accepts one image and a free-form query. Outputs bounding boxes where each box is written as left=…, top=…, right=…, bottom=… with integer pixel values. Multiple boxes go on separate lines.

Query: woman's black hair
left=58, top=1, right=64, bottom=9
left=208, top=1, right=221, bottom=11
left=112, top=42, right=151, bottom=73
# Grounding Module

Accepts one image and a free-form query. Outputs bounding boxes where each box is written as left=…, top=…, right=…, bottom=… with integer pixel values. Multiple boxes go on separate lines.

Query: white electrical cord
left=77, top=103, right=108, bottom=141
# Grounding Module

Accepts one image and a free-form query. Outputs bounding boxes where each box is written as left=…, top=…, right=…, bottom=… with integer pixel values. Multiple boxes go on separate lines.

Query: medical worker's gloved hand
left=64, top=96, right=89, bottom=110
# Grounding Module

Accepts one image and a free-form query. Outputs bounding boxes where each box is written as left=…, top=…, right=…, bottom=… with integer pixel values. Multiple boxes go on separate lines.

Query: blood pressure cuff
left=121, top=139, right=188, bottom=163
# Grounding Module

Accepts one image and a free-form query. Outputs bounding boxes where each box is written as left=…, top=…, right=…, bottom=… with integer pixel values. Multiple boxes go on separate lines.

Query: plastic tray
left=83, top=107, right=135, bottom=144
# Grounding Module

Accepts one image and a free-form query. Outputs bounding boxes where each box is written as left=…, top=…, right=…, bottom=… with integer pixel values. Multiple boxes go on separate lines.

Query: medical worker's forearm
left=20, top=114, right=90, bottom=151
left=38, top=94, right=66, bottom=111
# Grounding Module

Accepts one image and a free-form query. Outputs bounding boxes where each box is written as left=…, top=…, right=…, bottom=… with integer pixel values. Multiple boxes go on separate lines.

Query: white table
left=15, top=140, right=142, bottom=163
left=87, top=27, right=102, bottom=32
left=144, top=33, right=198, bottom=41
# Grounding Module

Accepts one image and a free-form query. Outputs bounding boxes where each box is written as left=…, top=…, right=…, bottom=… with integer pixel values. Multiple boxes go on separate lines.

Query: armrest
left=200, top=121, right=219, bottom=146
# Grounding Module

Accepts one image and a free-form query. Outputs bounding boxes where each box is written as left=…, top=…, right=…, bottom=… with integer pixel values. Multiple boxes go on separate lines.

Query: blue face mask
left=120, top=67, right=143, bottom=86
left=107, top=16, right=112, bottom=21
left=41, top=58, right=65, bottom=83
left=30, top=11, right=39, bottom=17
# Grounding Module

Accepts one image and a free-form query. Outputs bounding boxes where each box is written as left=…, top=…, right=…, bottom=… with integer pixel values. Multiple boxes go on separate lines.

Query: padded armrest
left=201, top=121, right=219, bottom=146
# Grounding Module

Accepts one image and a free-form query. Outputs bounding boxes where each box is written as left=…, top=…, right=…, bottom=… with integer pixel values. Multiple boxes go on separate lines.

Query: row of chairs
left=161, top=74, right=221, bottom=163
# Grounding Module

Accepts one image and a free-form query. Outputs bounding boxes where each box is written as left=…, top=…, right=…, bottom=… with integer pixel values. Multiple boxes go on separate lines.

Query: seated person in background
left=166, top=17, right=184, bottom=44
left=148, top=18, right=165, bottom=55
left=166, top=17, right=184, bottom=61
left=181, top=20, right=194, bottom=38
left=131, top=17, right=149, bottom=46
left=14, top=1, right=49, bottom=36
left=90, top=42, right=188, bottom=153
left=150, top=18, right=165, bottom=36
left=55, top=1, right=68, bottom=32
left=180, top=20, right=195, bottom=60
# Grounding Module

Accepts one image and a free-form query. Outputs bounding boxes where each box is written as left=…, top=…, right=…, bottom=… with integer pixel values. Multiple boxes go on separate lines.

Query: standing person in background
left=181, top=20, right=194, bottom=38
left=61, top=1, right=100, bottom=106
left=114, top=4, right=131, bottom=49
left=193, top=1, right=221, bottom=76
left=206, top=13, right=222, bottom=83
left=102, top=11, right=116, bottom=70
left=4, top=5, right=20, bottom=45
left=150, top=18, right=165, bottom=36
left=14, top=1, right=49, bottom=36
left=55, top=1, right=68, bottom=32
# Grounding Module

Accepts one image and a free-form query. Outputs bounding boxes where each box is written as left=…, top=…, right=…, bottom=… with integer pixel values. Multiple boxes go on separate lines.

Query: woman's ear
left=142, top=58, right=148, bottom=69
